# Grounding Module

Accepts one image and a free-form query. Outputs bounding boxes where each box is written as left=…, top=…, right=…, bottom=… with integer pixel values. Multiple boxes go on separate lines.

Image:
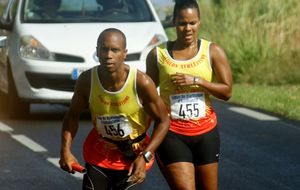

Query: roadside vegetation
left=165, top=0, right=300, bottom=121
left=231, top=84, right=300, bottom=121
left=1, top=1, right=299, bottom=121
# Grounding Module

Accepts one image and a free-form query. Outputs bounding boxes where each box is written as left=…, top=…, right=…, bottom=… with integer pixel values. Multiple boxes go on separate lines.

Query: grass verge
left=229, top=84, right=300, bottom=121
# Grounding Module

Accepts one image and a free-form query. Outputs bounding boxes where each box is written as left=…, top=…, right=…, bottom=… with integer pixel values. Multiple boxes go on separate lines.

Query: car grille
left=125, top=53, right=140, bottom=61
left=26, top=72, right=76, bottom=92
left=54, top=53, right=84, bottom=62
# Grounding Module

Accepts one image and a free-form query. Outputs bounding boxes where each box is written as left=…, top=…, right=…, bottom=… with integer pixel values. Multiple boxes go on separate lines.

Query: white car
left=0, top=0, right=167, bottom=117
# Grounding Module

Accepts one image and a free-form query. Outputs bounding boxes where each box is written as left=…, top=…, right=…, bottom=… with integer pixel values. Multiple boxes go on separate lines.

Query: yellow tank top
left=83, top=66, right=153, bottom=170
left=158, top=39, right=213, bottom=107
left=157, top=39, right=217, bottom=136
left=89, top=66, right=150, bottom=141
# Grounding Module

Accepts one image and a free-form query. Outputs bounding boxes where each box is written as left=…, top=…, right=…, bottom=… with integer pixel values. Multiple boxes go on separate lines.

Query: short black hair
left=97, top=28, right=126, bottom=48
left=173, top=0, right=200, bottom=21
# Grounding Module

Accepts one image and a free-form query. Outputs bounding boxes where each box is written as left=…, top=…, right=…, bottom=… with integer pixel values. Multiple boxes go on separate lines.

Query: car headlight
left=147, top=34, right=166, bottom=47
left=19, top=35, right=55, bottom=61
left=140, top=34, right=167, bottom=61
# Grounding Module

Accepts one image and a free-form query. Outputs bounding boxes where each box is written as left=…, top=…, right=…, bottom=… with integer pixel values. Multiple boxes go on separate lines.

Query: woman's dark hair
left=173, top=0, right=200, bottom=21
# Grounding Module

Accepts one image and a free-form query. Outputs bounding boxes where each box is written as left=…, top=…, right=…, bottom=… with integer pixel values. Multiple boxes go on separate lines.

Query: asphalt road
left=0, top=100, right=299, bottom=190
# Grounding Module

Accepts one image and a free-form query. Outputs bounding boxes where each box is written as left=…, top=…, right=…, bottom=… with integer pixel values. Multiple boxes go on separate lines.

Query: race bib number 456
left=96, top=115, right=132, bottom=139
left=170, top=92, right=206, bottom=120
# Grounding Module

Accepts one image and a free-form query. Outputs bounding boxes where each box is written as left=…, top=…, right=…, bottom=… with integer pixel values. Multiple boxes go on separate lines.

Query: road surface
left=0, top=100, right=299, bottom=190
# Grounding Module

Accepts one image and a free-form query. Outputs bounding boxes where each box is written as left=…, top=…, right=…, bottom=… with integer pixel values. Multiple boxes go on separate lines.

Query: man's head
left=96, top=28, right=127, bottom=72
left=97, top=28, right=126, bottom=48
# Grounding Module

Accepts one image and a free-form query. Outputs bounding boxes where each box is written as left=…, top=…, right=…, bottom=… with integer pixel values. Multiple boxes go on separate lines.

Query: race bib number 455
left=170, top=92, right=206, bottom=120
left=96, top=115, right=132, bottom=139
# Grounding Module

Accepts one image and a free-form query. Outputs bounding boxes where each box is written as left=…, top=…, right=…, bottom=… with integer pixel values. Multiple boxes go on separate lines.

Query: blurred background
left=0, top=1, right=299, bottom=190
left=0, top=0, right=299, bottom=121
left=154, top=0, right=300, bottom=122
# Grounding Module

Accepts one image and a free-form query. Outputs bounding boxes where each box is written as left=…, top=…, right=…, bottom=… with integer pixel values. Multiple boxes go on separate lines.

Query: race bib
left=96, top=114, right=132, bottom=140
left=170, top=92, right=206, bottom=120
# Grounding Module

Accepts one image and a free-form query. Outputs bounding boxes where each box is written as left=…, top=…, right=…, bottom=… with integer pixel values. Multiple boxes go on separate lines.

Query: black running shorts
left=156, top=127, right=220, bottom=166
left=82, top=163, right=141, bottom=190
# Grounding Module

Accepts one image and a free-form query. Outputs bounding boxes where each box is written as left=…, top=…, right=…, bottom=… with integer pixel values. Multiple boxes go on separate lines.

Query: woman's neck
left=173, top=38, right=198, bottom=50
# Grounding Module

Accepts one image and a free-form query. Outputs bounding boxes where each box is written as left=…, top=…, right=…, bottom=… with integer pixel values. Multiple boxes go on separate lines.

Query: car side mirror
left=0, top=0, right=16, bottom=30
left=161, top=14, right=174, bottom=28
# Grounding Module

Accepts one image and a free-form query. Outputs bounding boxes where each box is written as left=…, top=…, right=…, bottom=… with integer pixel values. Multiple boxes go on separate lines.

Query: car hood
left=19, top=22, right=166, bottom=62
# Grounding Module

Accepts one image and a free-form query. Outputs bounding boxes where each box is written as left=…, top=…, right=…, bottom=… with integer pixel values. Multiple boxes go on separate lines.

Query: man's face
left=97, top=32, right=127, bottom=72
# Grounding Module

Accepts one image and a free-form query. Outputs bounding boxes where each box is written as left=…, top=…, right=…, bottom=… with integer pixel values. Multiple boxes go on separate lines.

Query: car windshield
left=21, top=0, right=154, bottom=23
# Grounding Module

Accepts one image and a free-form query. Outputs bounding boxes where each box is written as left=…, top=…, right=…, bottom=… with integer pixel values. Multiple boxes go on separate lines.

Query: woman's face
left=174, top=8, right=200, bottom=46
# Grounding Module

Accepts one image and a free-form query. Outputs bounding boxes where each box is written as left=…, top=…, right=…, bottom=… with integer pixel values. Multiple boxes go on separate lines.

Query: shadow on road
left=0, top=91, right=90, bottom=121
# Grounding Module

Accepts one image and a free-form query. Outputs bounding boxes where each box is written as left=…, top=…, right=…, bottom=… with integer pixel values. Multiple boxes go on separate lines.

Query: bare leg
left=162, top=162, right=196, bottom=190
left=195, top=163, right=218, bottom=190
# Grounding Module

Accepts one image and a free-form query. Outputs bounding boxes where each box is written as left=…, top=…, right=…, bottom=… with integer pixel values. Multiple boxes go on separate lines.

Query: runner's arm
left=137, top=71, right=169, bottom=154
left=170, top=43, right=232, bottom=101
left=59, top=71, right=90, bottom=172
left=146, top=48, right=159, bottom=87
left=201, top=43, right=232, bottom=100
left=127, top=71, right=169, bottom=183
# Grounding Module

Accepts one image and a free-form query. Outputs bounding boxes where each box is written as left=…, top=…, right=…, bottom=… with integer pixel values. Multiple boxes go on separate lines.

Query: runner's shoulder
left=75, top=68, right=92, bottom=94
left=77, top=69, right=92, bottom=83
left=136, top=69, right=153, bottom=87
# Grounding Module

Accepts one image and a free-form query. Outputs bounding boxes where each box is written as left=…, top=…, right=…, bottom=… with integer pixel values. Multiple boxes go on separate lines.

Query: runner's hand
left=127, top=155, right=146, bottom=184
left=171, top=72, right=198, bottom=86
left=59, top=151, right=78, bottom=174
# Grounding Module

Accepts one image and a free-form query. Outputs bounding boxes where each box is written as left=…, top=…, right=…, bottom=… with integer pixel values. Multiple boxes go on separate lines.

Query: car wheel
left=7, top=66, right=30, bottom=118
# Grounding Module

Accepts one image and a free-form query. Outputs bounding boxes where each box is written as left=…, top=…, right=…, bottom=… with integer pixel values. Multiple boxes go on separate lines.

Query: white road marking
left=3, top=105, right=297, bottom=183
left=228, top=107, right=280, bottom=121
left=279, top=121, right=300, bottom=130
left=47, top=158, right=84, bottom=180
left=1, top=122, right=83, bottom=180
left=0, top=122, right=13, bottom=132
left=11, top=134, right=47, bottom=152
